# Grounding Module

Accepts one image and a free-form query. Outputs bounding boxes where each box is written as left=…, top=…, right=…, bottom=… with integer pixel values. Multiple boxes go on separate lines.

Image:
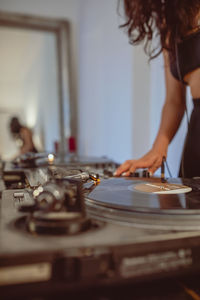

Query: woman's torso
left=19, top=127, right=37, bottom=153
left=170, top=28, right=200, bottom=99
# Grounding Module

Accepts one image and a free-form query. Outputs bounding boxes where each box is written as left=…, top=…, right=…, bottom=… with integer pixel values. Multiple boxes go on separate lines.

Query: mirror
left=0, top=11, right=73, bottom=160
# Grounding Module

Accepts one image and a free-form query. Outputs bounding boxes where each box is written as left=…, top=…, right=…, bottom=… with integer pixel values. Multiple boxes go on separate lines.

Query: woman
left=115, top=0, right=200, bottom=178
left=10, top=117, right=38, bottom=155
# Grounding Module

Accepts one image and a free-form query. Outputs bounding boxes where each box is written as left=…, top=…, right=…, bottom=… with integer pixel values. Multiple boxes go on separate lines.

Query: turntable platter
left=85, top=177, right=200, bottom=230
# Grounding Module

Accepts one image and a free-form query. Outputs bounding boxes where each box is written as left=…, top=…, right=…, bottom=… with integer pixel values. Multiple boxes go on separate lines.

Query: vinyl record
left=85, top=177, right=200, bottom=230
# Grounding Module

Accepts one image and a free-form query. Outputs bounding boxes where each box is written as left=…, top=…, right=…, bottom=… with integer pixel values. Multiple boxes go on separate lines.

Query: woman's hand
left=114, top=148, right=167, bottom=176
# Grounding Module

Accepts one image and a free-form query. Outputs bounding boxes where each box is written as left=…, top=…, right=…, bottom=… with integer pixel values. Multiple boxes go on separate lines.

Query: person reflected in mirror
left=115, top=0, right=200, bottom=178
left=9, top=117, right=38, bottom=155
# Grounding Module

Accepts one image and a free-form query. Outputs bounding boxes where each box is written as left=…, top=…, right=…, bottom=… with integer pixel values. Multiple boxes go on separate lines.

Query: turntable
left=1, top=157, right=200, bottom=299
left=86, top=176, right=200, bottom=231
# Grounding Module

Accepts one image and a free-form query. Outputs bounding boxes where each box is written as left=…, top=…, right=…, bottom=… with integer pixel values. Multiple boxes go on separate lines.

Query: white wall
left=132, top=44, right=151, bottom=159
left=78, top=0, right=151, bottom=163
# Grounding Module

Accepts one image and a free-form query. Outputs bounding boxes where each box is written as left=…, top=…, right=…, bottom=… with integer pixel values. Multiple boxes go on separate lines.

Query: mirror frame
left=0, top=10, right=74, bottom=159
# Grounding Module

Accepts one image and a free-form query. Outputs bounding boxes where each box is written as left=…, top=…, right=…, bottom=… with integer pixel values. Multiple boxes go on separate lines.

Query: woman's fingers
left=115, top=153, right=164, bottom=177
left=115, top=160, right=135, bottom=176
left=126, top=159, right=153, bottom=176
left=115, top=158, right=153, bottom=176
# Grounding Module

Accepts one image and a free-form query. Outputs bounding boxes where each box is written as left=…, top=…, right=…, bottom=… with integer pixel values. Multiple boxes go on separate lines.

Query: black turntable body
left=2, top=154, right=200, bottom=299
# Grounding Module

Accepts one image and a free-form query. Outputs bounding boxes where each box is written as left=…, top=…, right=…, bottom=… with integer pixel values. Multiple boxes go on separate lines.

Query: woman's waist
left=192, top=98, right=200, bottom=107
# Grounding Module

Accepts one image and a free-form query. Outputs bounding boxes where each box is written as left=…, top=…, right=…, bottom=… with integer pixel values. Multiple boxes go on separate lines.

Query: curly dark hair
left=120, top=0, right=200, bottom=58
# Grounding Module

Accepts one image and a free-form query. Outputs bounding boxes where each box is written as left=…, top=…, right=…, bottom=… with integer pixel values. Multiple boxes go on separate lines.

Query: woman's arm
left=115, top=50, right=186, bottom=176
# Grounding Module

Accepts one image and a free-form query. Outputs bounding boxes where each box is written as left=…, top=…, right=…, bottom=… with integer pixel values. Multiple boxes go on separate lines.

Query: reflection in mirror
left=0, top=27, right=59, bottom=159
left=0, top=11, right=71, bottom=161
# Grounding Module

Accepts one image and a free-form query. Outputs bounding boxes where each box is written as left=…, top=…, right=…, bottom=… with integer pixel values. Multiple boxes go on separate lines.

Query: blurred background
left=0, top=0, right=192, bottom=176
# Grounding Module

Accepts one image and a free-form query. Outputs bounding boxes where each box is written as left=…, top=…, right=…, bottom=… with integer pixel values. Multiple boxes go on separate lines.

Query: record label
left=132, top=182, right=192, bottom=194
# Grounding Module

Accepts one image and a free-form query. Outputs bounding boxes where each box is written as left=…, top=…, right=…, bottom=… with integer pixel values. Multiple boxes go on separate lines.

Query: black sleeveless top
left=170, top=29, right=200, bottom=83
